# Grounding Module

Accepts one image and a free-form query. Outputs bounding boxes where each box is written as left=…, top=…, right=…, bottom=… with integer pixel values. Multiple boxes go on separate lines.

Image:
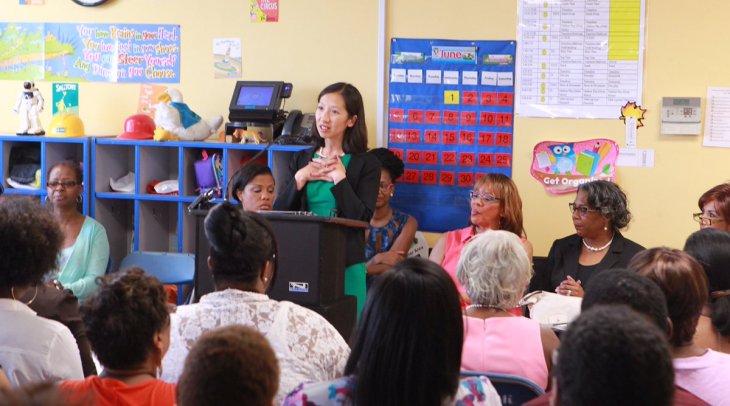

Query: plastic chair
left=118, top=251, right=195, bottom=305
left=460, top=371, right=545, bottom=406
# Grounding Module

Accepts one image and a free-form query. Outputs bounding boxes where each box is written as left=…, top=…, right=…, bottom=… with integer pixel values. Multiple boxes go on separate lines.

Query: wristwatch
left=71, top=0, right=110, bottom=6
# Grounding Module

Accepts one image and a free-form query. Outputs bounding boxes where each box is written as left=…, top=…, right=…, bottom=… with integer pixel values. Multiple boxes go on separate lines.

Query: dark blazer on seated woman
left=530, top=232, right=645, bottom=293
left=274, top=146, right=381, bottom=266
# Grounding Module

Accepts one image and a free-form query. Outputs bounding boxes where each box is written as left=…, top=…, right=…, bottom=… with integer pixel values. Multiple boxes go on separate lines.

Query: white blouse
left=161, top=289, right=350, bottom=402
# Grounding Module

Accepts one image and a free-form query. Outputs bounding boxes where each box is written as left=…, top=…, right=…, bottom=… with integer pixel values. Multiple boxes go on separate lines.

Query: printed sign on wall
left=388, top=38, right=516, bottom=232
left=530, top=139, right=619, bottom=194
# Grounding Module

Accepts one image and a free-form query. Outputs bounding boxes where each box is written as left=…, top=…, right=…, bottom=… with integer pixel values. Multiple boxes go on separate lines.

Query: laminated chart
left=516, top=0, right=645, bottom=118
left=388, top=38, right=516, bottom=232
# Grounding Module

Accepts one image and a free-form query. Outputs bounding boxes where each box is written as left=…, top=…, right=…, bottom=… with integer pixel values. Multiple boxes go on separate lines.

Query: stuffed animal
left=153, top=88, right=223, bottom=141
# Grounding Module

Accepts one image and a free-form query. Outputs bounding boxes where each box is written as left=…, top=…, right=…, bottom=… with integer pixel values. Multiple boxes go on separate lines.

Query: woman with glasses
left=161, top=202, right=349, bottom=403
left=530, top=180, right=644, bottom=297
left=693, top=182, right=730, bottom=231
left=364, top=148, right=418, bottom=282
left=430, top=173, right=532, bottom=299
left=45, top=160, right=109, bottom=301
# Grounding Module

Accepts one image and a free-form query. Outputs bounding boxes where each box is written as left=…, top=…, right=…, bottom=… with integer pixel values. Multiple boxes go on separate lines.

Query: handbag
left=194, top=150, right=222, bottom=197
left=519, top=290, right=582, bottom=329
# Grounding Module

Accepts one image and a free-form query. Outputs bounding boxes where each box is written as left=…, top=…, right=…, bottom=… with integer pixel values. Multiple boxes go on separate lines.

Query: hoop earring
left=11, top=286, right=38, bottom=305
left=76, top=194, right=83, bottom=204
left=44, top=195, right=50, bottom=204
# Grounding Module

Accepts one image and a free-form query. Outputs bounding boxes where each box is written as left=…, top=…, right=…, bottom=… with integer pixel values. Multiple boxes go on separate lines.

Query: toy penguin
left=13, top=81, right=45, bottom=135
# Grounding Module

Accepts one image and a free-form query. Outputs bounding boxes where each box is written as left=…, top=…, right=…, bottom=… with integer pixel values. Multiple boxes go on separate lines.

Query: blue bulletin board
left=388, top=38, right=516, bottom=232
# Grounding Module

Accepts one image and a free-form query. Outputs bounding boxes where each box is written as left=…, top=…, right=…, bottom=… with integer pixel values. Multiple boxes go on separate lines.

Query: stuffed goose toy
left=153, top=88, right=223, bottom=141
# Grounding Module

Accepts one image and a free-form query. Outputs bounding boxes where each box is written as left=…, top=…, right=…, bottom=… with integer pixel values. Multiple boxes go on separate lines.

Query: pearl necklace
left=582, top=235, right=614, bottom=252
left=465, top=304, right=505, bottom=312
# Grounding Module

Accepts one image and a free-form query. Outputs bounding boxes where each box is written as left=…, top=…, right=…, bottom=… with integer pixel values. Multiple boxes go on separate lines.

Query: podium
left=191, top=209, right=365, bottom=341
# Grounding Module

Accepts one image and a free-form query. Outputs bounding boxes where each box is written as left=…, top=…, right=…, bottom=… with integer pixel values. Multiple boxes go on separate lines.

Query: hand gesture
left=556, top=275, right=584, bottom=297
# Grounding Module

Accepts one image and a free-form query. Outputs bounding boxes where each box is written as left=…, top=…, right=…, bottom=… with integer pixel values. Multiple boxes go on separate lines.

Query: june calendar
left=388, top=38, right=516, bottom=232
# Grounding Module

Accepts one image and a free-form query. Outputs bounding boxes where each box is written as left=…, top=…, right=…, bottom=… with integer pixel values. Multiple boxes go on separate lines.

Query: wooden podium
left=191, top=209, right=364, bottom=341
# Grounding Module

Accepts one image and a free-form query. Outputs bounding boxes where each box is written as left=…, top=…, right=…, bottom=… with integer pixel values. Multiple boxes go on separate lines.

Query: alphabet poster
left=530, top=138, right=619, bottom=194
left=388, top=38, right=516, bottom=232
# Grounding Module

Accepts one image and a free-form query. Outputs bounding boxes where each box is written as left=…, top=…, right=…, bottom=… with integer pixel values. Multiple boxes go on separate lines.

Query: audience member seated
left=457, top=230, right=558, bottom=389
left=527, top=268, right=708, bottom=406
left=364, top=148, right=417, bottom=282
left=685, top=228, right=730, bottom=354
left=284, top=258, right=501, bottom=406
left=162, top=202, right=349, bottom=402
left=430, top=173, right=533, bottom=299
left=229, top=162, right=275, bottom=211
left=0, top=198, right=83, bottom=386
left=530, top=180, right=644, bottom=297
left=45, top=161, right=110, bottom=301
left=21, top=283, right=96, bottom=377
left=693, top=182, right=730, bottom=231
left=61, top=268, right=175, bottom=406
left=629, top=247, right=730, bottom=405
left=551, top=305, right=675, bottom=406
left=177, top=325, right=279, bottom=406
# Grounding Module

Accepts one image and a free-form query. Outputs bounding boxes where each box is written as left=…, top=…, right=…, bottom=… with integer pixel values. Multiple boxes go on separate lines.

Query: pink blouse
left=441, top=226, right=475, bottom=294
left=461, top=315, right=548, bottom=389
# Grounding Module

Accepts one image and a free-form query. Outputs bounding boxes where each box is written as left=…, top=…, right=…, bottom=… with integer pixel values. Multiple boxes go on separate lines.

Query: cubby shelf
left=90, top=137, right=308, bottom=271
left=0, top=135, right=90, bottom=214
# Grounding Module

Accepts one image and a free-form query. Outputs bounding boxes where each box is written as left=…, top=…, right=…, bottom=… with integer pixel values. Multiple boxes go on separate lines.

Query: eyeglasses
left=379, top=182, right=393, bottom=192
left=569, top=203, right=600, bottom=216
left=469, top=190, right=500, bottom=203
left=47, top=180, right=80, bottom=189
left=693, top=212, right=725, bottom=226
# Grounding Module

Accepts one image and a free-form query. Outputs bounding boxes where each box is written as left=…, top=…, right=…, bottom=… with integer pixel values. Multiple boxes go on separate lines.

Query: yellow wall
left=390, top=0, right=730, bottom=254
left=2, top=0, right=728, bottom=255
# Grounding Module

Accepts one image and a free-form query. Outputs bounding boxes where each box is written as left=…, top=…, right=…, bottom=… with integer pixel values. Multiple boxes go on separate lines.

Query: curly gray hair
left=456, top=230, right=532, bottom=309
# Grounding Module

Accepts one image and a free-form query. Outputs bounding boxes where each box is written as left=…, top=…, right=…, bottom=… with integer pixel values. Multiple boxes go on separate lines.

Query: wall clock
left=71, top=0, right=110, bottom=6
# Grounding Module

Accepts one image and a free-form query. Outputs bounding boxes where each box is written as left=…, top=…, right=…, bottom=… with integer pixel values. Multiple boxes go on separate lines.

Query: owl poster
left=530, top=139, right=619, bottom=194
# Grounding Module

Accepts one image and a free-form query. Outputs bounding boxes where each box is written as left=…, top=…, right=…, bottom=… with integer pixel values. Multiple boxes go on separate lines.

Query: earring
left=44, top=195, right=50, bottom=204
left=76, top=194, right=83, bottom=204
left=263, top=277, right=268, bottom=282
left=604, top=225, right=608, bottom=231
left=390, top=193, right=394, bottom=197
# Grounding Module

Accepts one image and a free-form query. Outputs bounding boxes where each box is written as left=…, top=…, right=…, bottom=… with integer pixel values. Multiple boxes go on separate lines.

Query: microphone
left=188, top=186, right=220, bottom=213
left=224, top=139, right=276, bottom=202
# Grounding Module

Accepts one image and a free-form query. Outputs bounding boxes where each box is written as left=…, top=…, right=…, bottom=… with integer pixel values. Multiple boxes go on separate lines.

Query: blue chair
left=461, top=371, right=545, bottom=405
left=118, top=251, right=195, bottom=305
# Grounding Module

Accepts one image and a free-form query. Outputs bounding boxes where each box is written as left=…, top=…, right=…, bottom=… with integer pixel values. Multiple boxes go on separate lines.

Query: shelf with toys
left=0, top=135, right=90, bottom=214
left=90, top=136, right=309, bottom=270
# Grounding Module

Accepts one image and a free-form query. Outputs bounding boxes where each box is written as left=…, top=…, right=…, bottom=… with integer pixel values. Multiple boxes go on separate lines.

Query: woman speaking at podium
left=274, top=83, right=380, bottom=318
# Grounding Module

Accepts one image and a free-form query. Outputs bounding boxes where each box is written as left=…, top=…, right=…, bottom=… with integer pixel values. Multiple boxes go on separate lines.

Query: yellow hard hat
left=48, top=114, right=85, bottom=138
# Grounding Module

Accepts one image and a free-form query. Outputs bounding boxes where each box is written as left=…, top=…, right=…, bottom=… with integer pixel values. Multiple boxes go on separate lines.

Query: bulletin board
left=387, top=38, right=516, bottom=232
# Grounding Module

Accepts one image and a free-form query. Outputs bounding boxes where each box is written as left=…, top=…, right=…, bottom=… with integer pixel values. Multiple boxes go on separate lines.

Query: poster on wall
left=516, top=0, right=646, bottom=119
left=213, top=38, right=242, bottom=79
left=388, top=38, right=516, bottom=232
left=530, top=138, right=618, bottom=194
left=52, top=83, right=79, bottom=115
left=250, top=0, right=279, bottom=22
left=0, top=22, right=181, bottom=83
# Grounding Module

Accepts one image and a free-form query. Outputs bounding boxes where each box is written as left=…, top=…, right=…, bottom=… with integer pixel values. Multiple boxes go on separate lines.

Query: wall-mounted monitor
left=228, top=81, right=292, bottom=122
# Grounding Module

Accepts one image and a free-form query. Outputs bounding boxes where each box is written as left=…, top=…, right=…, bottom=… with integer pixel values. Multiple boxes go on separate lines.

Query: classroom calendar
left=516, top=0, right=646, bottom=119
left=387, top=38, right=516, bottom=232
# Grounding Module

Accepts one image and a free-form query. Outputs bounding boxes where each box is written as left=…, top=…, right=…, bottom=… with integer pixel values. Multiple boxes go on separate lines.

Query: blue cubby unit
left=0, top=135, right=90, bottom=214
left=90, top=136, right=308, bottom=271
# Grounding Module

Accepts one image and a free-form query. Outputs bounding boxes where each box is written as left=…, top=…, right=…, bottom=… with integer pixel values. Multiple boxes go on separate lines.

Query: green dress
left=306, top=154, right=366, bottom=318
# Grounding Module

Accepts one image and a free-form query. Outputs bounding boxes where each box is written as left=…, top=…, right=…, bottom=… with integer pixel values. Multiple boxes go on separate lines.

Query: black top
left=273, top=147, right=381, bottom=265
left=529, top=232, right=645, bottom=293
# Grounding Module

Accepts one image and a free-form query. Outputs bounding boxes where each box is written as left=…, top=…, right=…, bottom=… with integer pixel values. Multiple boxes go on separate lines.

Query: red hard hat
left=118, top=114, right=155, bottom=140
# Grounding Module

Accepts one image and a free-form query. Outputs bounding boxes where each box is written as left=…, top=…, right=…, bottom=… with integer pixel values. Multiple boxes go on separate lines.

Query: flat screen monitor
left=228, top=81, right=291, bottom=122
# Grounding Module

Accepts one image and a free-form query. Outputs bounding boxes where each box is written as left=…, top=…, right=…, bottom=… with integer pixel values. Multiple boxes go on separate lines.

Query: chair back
left=118, top=251, right=195, bottom=304
left=461, top=371, right=544, bottom=405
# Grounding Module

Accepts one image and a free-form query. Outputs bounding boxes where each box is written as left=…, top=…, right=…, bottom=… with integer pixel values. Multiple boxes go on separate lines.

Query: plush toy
left=153, top=88, right=223, bottom=141
left=13, top=81, right=45, bottom=135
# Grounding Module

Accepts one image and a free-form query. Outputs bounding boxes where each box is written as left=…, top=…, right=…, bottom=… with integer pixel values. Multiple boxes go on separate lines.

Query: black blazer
left=529, top=232, right=645, bottom=293
left=274, top=147, right=381, bottom=266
